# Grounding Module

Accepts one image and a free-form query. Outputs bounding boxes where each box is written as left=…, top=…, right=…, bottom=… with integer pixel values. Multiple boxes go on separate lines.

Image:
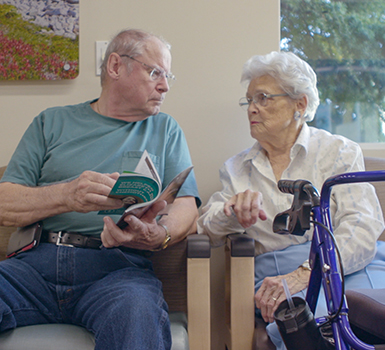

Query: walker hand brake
left=273, top=179, right=318, bottom=236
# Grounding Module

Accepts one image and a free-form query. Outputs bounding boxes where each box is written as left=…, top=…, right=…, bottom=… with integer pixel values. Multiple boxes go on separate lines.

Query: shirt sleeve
left=162, top=118, right=201, bottom=207
left=1, top=115, right=45, bottom=186
left=329, top=145, right=384, bottom=275
left=197, top=162, right=245, bottom=247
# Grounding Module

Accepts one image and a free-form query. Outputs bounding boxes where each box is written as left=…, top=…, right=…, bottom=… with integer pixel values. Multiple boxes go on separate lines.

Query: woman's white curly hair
left=241, top=51, right=320, bottom=122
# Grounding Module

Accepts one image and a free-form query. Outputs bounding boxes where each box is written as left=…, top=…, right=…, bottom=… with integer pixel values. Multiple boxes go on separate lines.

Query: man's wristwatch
left=298, top=259, right=312, bottom=271
left=151, top=224, right=171, bottom=251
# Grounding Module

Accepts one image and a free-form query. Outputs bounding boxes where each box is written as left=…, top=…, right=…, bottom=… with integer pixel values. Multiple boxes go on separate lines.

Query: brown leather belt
left=41, top=230, right=149, bottom=256
left=42, top=230, right=102, bottom=249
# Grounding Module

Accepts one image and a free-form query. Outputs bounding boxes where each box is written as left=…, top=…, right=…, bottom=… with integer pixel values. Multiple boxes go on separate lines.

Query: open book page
left=116, top=165, right=194, bottom=229
left=133, top=150, right=161, bottom=185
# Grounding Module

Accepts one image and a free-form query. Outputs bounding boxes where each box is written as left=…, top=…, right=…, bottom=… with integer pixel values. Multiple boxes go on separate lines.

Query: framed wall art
left=0, top=0, right=79, bottom=80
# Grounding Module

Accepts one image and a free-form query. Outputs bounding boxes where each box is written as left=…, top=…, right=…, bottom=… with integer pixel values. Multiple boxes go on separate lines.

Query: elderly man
left=0, top=29, right=200, bottom=350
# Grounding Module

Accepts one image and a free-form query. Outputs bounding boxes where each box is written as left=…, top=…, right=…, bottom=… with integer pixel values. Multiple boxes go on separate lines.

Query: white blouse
left=198, top=123, right=384, bottom=275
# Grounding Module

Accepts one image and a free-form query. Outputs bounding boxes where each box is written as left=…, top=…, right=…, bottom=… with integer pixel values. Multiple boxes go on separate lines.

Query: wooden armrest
left=227, top=233, right=255, bottom=257
left=187, top=234, right=211, bottom=258
left=187, top=234, right=211, bottom=350
left=224, top=233, right=255, bottom=350
left=364, top=157, right=385, bottom=241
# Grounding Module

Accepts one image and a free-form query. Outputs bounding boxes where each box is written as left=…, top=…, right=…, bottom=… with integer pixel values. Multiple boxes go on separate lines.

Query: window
left=281, top=0, right=385, bottom=143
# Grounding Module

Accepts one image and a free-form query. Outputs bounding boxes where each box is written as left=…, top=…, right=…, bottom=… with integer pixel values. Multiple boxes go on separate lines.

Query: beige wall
left=0, top=0, right=281, bottom=202
left=0, top=1, right=280, bottom=349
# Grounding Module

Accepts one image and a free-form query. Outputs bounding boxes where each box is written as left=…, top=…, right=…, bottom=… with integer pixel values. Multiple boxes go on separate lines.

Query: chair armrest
left=187, top=234, right=211, bottom=258
left=227, top=233, right=255, bottom=257
left=224, top=233, right=255, bottom=350
left=364, top=157, right=385, bottom=241
left=186, top=234, right=211, bottom=350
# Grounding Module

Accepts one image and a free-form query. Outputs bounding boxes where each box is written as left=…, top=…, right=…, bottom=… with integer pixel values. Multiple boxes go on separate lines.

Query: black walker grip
left=278, top=179, right=297, bottom=194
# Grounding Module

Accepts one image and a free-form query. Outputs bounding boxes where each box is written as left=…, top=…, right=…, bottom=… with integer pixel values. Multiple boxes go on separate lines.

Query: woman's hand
left=255, top=268, right=311, bottom=323
left=224, top=189, right=267, bottom=228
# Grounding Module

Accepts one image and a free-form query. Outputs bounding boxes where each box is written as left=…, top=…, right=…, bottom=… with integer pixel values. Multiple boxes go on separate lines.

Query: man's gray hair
left=241, top=51, right=320, bottom=122
left=100, top=29, right=171, bottom=86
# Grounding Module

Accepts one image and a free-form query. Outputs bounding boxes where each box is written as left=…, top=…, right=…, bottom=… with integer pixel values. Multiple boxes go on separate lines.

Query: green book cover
left=98, top=173, right=160, bottom=215
left=98, top=150, right=161, bottom=216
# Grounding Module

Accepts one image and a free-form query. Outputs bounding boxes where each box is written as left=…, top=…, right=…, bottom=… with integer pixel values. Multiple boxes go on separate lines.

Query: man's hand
left=101, top=200, right=168, bottom=250
left=0, top=170, right=124, bottom=227
left=63, top=171, right=123, bottom=213
left=224, top=189, right=267, bottom=228
left=255, top=268, right=311, bottom=323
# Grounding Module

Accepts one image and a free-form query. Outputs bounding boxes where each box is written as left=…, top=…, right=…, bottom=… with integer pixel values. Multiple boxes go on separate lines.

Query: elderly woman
left=198, top=51, right=385, bottom=349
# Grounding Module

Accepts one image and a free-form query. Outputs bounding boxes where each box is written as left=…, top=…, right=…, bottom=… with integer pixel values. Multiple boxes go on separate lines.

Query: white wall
left=0, top=1, right=280, bottom=348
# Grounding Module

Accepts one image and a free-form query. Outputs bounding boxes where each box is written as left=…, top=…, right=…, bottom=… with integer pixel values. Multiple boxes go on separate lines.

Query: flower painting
left=0, top=0, right=79, bottom=80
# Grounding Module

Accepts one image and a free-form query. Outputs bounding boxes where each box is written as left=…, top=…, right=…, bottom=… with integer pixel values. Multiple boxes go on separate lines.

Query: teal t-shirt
left=2, top=100, right=200, bottom=236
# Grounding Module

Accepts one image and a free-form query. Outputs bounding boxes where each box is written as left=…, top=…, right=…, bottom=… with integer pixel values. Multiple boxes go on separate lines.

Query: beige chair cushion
left=364, top=157, right=385, bottom=241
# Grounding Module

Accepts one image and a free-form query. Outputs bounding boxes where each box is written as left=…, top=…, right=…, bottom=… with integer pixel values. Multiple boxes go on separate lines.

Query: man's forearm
left=0, top=171, right=125, bottom=228
left=158, top=196, right=199, bottom=245
left=0, top=182, right=69, bottom=227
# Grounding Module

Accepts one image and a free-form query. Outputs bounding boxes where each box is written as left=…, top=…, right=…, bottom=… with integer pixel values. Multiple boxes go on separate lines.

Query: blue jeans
left=255, top=241, right=385, bottom=350
left=0, top=243, right=171, bottom=350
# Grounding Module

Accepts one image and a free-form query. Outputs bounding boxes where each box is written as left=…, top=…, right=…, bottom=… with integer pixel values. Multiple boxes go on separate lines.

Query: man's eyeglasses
left=120, top=54, right=176, bottom=87
left=239, top=92, right=289, bottom=110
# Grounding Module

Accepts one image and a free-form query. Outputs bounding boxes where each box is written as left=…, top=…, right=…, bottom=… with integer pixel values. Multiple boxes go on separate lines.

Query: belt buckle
left=56, top=231, right=74, bottom=247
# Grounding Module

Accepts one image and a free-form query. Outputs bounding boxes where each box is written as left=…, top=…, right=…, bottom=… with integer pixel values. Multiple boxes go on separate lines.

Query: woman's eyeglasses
left=239, top=92, right=289, bottom=110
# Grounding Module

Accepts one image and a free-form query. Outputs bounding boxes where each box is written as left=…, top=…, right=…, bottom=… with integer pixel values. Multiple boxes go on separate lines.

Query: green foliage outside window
left=281, top=0, right=385, bottom=142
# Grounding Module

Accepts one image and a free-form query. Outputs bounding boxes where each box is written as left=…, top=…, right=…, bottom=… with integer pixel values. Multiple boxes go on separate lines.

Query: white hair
left=241, top=51, right=320, bottom=122
left=100, top=29, right=171, bottom=86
